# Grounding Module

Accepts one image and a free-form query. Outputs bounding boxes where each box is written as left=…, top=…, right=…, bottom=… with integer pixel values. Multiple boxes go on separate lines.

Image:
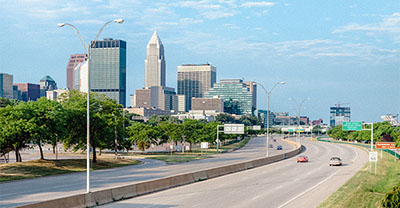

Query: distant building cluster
left=4, top=30, right=379, bottom=128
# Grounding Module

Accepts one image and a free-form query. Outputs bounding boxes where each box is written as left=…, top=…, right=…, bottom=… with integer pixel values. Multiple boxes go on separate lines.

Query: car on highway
left=329, top=157, right=342, bottom=166
left=297, top=155, right=308, bottom=163
left=277, top=145, right=283, bottom=150
left=273, top=139, right=277, bottom=142
left=268, top=144, right=273, bottom=148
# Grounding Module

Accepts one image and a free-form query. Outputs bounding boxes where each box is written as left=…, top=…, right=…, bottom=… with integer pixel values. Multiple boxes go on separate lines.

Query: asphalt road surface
left=100, top=139, right=368, bottom=208
left=0, top=135, right=293, bottom=207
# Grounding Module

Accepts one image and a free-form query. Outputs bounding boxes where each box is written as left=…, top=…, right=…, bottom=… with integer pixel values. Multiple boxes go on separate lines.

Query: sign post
left=369, top=151, right=378, bottom=175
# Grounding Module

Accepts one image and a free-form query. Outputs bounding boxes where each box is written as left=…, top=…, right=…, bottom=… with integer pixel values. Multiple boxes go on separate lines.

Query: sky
left=0, top=0, right=399, bottom=123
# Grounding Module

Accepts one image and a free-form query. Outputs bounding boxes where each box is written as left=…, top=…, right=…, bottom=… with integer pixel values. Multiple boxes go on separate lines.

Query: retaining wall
left=16, top=138, right=302, bottom=208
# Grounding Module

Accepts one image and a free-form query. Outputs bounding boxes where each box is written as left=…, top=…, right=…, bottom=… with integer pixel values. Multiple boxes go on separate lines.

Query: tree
left=182, top=119, right=204, bottom=151
left=0, top=103, right=36, bottom=162
left=215, top=113, right=235, bottom=124
left=126, top=122, right=160, bottom=151
left=27, top=98, right=66, bottom=160
left=61, top=90, right=124, bottom=163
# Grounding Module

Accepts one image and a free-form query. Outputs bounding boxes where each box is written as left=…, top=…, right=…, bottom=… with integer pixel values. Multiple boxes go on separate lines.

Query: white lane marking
left=351, top=147, right=359, bottom=163
left=277, top=169, right=341, bottom=208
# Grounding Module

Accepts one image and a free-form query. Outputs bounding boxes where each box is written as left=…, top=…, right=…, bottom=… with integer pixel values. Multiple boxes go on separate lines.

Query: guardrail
left=317, top=137, right=400, bottom=159
left=16, top=138, right=302, bottom=208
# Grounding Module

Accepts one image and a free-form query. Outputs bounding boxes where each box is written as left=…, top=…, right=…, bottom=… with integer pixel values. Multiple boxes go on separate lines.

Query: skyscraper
left=177, top=64, right=216, bottom=112
left=145, top=31, right=165, bottom=88
left=0, top=73, right=13, bottom=99
left=90, top=38, right=126, bottom=107
left=66, top=54, right=87, bottom=90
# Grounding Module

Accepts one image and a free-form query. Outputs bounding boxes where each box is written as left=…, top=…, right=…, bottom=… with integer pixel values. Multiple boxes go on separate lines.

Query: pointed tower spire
left=145, top=31, right=166, bottom=87
left=148, top=31, right=162, bottom=45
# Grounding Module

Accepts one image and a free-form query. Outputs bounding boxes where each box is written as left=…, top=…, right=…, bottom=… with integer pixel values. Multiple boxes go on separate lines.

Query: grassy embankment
left=0, top=157, right=140, bottom=183
left=319, top=149, right=400, bottom=208
left=143, top=137, right=251, bottom=164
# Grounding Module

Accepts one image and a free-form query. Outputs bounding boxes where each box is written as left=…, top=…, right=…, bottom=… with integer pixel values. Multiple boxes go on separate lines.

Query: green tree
left=61, top=90, right=124, bottom=163
left=215, top=113, right=235, bottom=124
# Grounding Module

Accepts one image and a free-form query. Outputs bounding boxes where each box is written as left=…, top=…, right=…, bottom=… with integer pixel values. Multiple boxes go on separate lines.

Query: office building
left=125, top=107, right=172, bottom=119
left=145, top=31, right=165, bottom=88
left=330, top=106, right=351, bottom=126
left=191, top=97, right=223, bottom=113
left=255, top=109, right=275, bottom=128
left=177, top=95, right=186, bottom=112
left=243, top=81, right=257, bottom=109
left=90, top=38, right=126, bottom=106
left=39, top=76, right=57, bottom=97
left=73, top=61, right=88, bottom=92
left=46, top=89, right=69, bottom=101
left=66, top=54, right=87, bottom=90
left=177, top=64, right=216, bottom=112
left=0, top=73, right=13, bottom=99
left=204, top=79, right=255, bottom=115
left=381, top=114, right=400, bottom=127
left=134, top=86, right=177, bottom=112
left=13, top=86, right=21, bottom=100
left=13, top=83, right=40, bottom=101
left=312, top=118, right=323, bottom=125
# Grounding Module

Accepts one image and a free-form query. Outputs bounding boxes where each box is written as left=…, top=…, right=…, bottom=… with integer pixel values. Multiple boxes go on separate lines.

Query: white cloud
left=332, top=13, right=400, bottom=43
left=241, top=2, right=275, bottom=7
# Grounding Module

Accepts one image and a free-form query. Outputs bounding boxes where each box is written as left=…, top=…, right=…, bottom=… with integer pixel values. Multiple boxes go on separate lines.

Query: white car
left=329, top=157, right=342, bottom=166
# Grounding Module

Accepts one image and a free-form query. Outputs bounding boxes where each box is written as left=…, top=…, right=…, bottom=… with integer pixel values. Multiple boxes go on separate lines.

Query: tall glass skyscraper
left=90, top=38, right=126, bottom=106
left=0, top=73, right=13, bottom=99
left=145, top=31, right=165, bottom=88
left=330, top=106, right=351, bottom=126
left=205, top=79, right=255, bottom=115
left=177, top=64, right=216, bottom=112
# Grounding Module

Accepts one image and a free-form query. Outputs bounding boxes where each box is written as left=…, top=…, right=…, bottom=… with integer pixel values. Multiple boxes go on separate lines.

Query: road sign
left=376, top=142, right=400, bottom=149
left=288, top=129, right=294, bottom=132
left=369, top=152, right=378, bottom=162
left=296, top=129, right=304, bottom=133
left=342, top=121, right=363, bottom=131
left=252, top=125, right=261, bottom=130
left=201, top=142, right=209, bottom=149
left=223, top=124, right=245, bottom=134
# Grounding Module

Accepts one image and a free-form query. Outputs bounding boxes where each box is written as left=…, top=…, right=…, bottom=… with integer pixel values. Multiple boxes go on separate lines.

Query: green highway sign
left=288, top=129, right=294, bottom=132
left=342, top=121, right=362, bottom=131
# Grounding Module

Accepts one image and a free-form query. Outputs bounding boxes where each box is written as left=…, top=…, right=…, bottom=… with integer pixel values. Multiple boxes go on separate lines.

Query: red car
left=297, top=155, right=309, bottom=163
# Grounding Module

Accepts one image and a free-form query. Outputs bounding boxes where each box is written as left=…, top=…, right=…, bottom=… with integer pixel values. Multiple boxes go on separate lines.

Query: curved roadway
left=100, top=138, right=368, bottom=208
left=0, top=135, right=293, bottom=207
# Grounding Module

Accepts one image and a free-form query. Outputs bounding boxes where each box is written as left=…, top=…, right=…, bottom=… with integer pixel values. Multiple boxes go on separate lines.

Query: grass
left=0, top=157, right=141, bottom=183
left=318, top=151, right=400, bottom=208
left=140, top=137, right=251, bottom=164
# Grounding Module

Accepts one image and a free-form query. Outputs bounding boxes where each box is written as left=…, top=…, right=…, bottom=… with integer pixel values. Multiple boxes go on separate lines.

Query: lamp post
left=58, top=19, right=124, bottom=193
left=289, top=97, right=310, bottom=143
left=259, top=82, right=285, bottom=157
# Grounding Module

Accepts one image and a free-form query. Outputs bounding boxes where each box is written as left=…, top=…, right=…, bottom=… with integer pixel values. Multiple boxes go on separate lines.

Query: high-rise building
left=66, top=54, right=87, bottom=90
left=46, top=89, right=69, bottom=102
left=177, top=64, right=216, bottom=112
left=0, top=73, right=13, bottom=99
left=13, top=83, right=40, bottom=101
left=177, top=95, right=186, bottom=112
left=330, top=106, right=351, bottom=126
left=204, top=79, right=255, bottom=115
left=145, top=31, right=165, bottom=88
left=90, top=38, right=126, bottom=106
left=243, top=81, right=257, bottom=109
left=39, top=76, right=57, bottom=97
left=191, top=97, right=224, bottom=113
left=13, top=85, right=21, bottom=100
left=73, top=61, right=88, bottom=92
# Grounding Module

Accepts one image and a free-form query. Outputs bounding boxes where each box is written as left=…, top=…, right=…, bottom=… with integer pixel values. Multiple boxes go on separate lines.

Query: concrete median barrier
left=15, top=194, right=86, bottom=208
left=18, top=139, right=302, bottom=208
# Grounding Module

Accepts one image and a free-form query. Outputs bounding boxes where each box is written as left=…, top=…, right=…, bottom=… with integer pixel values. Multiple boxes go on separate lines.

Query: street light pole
left=58, top=19, right=123, bottom=193
left=289, top=97, right=310, bottom=144
left=259, top=82, right=285, bottom=157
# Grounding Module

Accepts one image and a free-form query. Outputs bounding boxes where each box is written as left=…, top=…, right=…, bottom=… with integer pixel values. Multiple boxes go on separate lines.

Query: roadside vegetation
left=319, top=151, right=400, bottom=208
left=0, top=157, right=141, bottom=182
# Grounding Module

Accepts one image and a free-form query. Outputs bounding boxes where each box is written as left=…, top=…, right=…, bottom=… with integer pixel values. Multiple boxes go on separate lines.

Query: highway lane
left=0, top=135, right=294, bottom=207
left=101, top=139, right=368, bottom=208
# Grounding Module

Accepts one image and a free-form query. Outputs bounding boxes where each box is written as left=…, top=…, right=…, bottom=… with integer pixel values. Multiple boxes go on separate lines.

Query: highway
left=100, top=139, right=368, bottom=208
left=0, top=135, right=293, bottom=207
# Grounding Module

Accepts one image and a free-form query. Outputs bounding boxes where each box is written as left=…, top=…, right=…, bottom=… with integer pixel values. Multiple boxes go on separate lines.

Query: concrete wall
left=16, top=139, right=302, bottom=208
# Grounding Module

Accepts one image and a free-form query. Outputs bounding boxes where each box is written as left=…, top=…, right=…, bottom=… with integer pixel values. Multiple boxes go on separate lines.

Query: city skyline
left=0, top=0, right=399, bottom=123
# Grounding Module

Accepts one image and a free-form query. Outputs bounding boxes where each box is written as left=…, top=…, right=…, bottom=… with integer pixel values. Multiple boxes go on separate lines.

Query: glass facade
left=204, top=79, right=254, bottom=115
left=330, top=106, right=351, bottom=126
left=90, top=38, right=126, bottom=106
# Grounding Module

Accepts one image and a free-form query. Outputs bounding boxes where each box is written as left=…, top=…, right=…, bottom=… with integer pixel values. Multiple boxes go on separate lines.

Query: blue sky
left=0, top=0, right=399, bottom=123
